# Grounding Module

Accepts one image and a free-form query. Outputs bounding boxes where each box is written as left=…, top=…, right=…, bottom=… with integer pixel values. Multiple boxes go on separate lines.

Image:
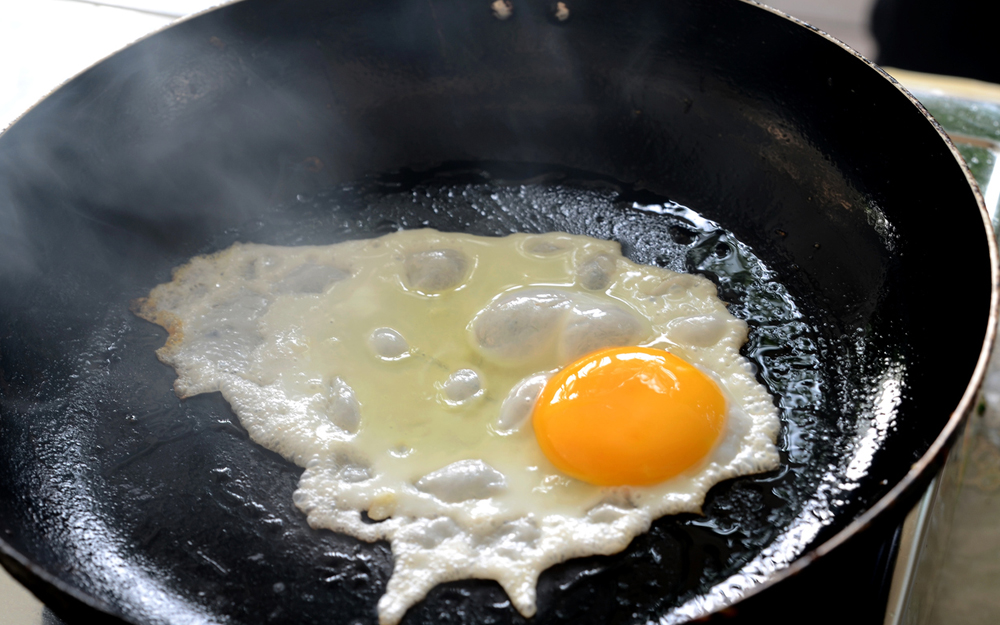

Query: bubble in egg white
left=415, top=459, right=507, bottom=502
left=324, top=377, right=362, bottom=434
left=441, top=368, right=482, bottom=403
left=134, top=228, right=781, bottom=625
left=369, top=327, right=410, bottom=360
left=403, top=248, right=469, bottom=292
left=495, top=373, right=552, bottom=434
left=576, top=253, right=617, bottom=290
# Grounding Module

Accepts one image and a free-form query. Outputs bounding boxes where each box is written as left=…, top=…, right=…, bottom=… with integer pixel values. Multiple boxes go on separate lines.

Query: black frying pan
left=0, top=1, right=996, bottom=624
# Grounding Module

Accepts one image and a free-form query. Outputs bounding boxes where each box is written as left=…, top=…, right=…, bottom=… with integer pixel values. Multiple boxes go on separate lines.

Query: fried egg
left=134, top=229, right=780, bottom=624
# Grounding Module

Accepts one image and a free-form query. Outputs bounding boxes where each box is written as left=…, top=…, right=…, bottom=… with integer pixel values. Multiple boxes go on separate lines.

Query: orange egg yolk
left=531, top=346, right=726, bottom=486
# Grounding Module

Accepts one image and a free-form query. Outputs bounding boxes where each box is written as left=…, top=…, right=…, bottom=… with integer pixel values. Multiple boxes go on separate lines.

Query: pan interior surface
left=0, top=0, right=993, bottom=624
left=0, top=163, right=884, bottom=624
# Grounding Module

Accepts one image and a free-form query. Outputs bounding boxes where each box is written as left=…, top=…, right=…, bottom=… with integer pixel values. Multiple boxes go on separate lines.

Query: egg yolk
left=531, top=346, right=726, bottom=486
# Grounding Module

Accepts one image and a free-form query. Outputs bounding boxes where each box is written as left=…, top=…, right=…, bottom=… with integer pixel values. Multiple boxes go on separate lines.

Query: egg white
left=134, top=229, right=780, bottom=624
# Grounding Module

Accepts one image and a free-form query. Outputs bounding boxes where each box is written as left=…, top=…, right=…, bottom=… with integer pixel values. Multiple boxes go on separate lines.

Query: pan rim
left=726, top=0, right=1000, bottom=608
left=1, top=0, right=998, bottom=621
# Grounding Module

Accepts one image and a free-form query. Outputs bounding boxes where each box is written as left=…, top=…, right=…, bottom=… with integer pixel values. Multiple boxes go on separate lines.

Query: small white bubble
left=442, top=369, right=482, bottom=403
left=369, top=327, right=410, bottom=360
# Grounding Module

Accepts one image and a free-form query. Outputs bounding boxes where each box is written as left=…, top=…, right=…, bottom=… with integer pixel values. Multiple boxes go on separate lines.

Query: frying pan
left=0, top=0, right=996, bottom=623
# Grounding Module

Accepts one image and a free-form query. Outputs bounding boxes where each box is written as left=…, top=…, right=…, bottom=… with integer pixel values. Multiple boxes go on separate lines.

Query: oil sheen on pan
left=134, top=226, right=780, bottom=624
